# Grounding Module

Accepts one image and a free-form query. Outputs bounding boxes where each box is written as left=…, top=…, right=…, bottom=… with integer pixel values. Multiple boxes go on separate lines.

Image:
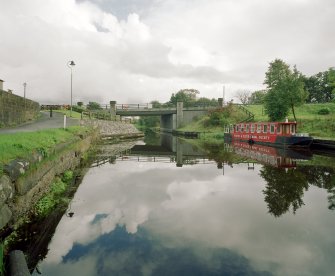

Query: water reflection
left=22, top=134, right=335, bottom=275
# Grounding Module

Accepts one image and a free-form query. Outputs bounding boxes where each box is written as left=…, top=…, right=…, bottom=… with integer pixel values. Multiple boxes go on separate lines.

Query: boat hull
left=226, top=133, right=313, bottom=148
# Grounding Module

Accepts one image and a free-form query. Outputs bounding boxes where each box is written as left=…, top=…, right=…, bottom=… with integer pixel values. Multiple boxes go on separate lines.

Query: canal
left=30, top=133, right=335, bottom=276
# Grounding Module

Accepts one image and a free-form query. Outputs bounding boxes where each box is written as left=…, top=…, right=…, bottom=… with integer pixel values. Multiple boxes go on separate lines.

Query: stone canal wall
left=0, top=131, right=97, bottom=230
left=81, top=119, right=142, bottom=135
left=81, top=119, right=144, bottom=140
left=0, top=89, right=40, bottom=127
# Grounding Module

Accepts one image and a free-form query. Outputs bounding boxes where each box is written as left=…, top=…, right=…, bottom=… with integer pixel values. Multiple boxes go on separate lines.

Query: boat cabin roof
left=235, top=121, right=297, bottom=126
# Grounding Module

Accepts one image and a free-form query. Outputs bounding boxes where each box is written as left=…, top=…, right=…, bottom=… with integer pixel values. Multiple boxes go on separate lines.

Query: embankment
left=0, top=130, right=98, bottom=231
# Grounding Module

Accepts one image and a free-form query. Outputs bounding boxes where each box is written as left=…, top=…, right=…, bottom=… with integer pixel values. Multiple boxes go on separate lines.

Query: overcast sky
left=0, top=0, right=334, bottom=105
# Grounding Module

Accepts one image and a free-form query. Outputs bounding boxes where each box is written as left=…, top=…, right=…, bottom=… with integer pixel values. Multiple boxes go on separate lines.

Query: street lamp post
left=67, top=60, right=76, bottom=117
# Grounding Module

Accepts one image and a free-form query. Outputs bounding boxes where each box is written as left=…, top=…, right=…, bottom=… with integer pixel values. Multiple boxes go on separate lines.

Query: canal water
left=32, top=134, right=335, bottom=276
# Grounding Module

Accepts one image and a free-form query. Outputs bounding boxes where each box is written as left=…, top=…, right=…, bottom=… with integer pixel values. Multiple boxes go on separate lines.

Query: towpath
left=0, top=112, right=80, bottom=134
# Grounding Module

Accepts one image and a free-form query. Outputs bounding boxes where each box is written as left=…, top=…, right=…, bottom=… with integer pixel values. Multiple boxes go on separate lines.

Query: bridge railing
left=116, top=103, right=153, bottom=110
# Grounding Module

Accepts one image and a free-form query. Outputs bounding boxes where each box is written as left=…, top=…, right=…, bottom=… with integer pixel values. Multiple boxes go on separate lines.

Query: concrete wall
left=182, top=110, right=208, bottom=125
left=0, top=90, right=40, bottom=127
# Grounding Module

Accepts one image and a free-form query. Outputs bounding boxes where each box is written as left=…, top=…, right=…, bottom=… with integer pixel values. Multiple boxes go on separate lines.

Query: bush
left=207, top=104, right=235, bottom=126
left=72, top=105, right=85, bottom=113
left=62, top=170, right=73, bottom=184
left=318, top=108, right=330, bottom=115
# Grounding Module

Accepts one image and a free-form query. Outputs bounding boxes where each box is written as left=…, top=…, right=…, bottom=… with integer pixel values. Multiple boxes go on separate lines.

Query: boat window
left=235, top=125, right=239, bottom=132
left=257, top=124, right=262, bottom=133
left=270, top=124, right=275, bottom=133
left=241, top=124, right=244, bottom=132
left=285, top=125, right=290, bottom=134
left=251, top=124, right=255, bottom=133
left=291, top=124, right=296, bottom=134
left=263, top=125, right=268, bottom=133
left=246, top=124, right=249, bottom=133
left=277, top=125, right=281, bottom=133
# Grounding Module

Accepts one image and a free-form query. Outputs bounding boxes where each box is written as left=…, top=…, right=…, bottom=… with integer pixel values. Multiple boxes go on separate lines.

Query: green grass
left=0, top=126, right=89, bottom=175
left=34, top=170, right=74, bottom=217
left=34, top=174, right=71, bottom=217
left=245, top=103, right=335, bottom=139
left=176, top=103, right=335, bottom=140
left=54, top=109, right=82, bottom=119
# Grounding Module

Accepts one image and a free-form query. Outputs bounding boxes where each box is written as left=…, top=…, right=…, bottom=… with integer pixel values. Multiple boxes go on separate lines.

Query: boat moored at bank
left=225, top=120, right=313, bottom=148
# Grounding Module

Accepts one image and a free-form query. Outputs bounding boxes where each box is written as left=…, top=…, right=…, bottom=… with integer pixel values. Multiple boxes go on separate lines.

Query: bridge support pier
left=160, top=114, right=175, bottom=133
left=110, top=101, right=116, bottom=120
left=176, top=101, right=183, bottom=128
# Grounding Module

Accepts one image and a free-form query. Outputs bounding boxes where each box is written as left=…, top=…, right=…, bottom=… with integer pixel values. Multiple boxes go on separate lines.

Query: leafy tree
left=87, top=101, right=102, bottom=110
left=150, top=100, right=162, bottom=108
left=169, top=89, right=199, bottom=107
left=264, top=59, right=307, bottom=121
left=138, top=116, right=160, bottom=128
left=303, top=68, right=335, bottom=103
left=196, top=97, right=218, bottom=107
left=328, top=67, right=335, bottom=101
left=248, top=90, right=267, bottom=104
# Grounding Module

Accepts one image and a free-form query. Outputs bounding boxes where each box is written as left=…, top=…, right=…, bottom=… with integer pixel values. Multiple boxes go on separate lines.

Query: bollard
left=64, top=114, right=67, bottom=129
left=50, top=106, right=53, bottom=117
left=9, top=250, right=30, bottom=276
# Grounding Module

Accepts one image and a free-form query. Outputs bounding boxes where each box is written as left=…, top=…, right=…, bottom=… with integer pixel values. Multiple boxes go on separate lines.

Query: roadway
left=0, top=112, right=80, bottom=134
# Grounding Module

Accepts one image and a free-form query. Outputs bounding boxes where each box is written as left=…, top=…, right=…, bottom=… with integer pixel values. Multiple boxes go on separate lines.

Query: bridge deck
left=116, top=108, right=176, bottom=116
left=116, top=106, right=213, bottom=116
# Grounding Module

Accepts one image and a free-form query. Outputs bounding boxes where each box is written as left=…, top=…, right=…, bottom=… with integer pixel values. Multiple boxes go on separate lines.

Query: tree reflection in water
left=260, top=165, right=335, bottom=216
left=261, top=166, right=308, bottom=217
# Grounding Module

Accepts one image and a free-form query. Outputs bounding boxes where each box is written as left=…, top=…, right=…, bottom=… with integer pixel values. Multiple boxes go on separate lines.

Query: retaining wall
left=0, top=90, right=40, bottom=127
left=0, top=132, right=96, bottom=230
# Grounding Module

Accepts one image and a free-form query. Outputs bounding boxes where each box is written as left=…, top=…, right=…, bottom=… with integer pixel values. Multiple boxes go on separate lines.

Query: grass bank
left=0, top=126, right=90, bottom=176
left=177, top=103, right=335, bottom=140
left=245, top=103, right=335, bottom=139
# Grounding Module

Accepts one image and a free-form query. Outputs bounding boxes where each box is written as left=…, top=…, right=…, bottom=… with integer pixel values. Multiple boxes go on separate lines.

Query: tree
left=264, top=59, right=307, bottom=121
left=234, top=89, right=251, bottom=105
left=328, top=67, right=335, bottom=101
left=196, top=97, right=218, bottom=107
left=169, top=89, right=199, bottom=107
left=150, top=100, right=162, bottom=108
left=87, top=101, right=102, bottom=110
left=303, top=68, right=335, bottom=103
left=248, top=90, right=267, bottom=104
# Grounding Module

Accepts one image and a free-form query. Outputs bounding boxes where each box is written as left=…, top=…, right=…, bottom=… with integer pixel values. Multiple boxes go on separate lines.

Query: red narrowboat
left=225, top=120, right=313, bottom=148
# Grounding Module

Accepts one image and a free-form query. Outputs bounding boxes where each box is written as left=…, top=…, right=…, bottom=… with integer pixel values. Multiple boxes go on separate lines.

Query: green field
left=245, top=103, right=335, bottom=138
